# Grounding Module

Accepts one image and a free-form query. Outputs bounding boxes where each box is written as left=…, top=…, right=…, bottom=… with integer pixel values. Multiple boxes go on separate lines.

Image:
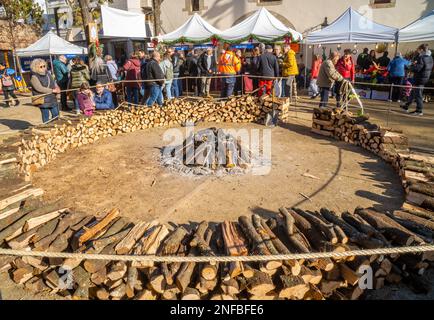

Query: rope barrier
left=1, top=75, right=433, bottom=105
left=0, top=245, right=433, bottom=263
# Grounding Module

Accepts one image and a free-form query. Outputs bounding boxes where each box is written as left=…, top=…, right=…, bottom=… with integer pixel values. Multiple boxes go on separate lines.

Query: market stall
left=157, top=13, right=221, bottom=45
left=399, top=10, right=434, bottom=43
left=16, top=31, right=87, bottom=73
left=217, top=7, right=302, bottom=43
left=305, top=7, right=399, bottom=98
left=306, top=7, right=398, bottom=44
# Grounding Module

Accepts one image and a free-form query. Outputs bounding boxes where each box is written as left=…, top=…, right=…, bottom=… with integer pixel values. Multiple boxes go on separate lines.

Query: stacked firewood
left=0, top=197, right=433, bottom=300
left=399, top=154, right=434, bottom=212
left=311, top=107, right=434, bottom=214
left=16, top=95, right=290, bottom=179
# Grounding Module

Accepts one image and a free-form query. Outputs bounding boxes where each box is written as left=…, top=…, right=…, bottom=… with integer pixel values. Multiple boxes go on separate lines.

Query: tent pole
left=394, top=42, right=399, bottom=56
left=50, top=55, right=55, bottom=75
left=304, top=44, right=308, bottom=89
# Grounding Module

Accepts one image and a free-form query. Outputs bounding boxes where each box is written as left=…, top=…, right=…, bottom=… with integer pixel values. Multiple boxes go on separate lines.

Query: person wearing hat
left=218, top=43, right=241, bottom=98
left=0, top=64, right=20, bottom=108
left=257, top=44, right=279, bottom=97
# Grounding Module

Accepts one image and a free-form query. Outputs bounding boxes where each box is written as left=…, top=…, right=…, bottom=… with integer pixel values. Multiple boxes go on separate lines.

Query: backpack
left=2, top=75, right=13, bottom=87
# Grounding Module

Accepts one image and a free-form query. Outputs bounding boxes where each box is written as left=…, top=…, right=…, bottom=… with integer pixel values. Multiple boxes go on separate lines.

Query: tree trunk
left=152, top=0, right=164, bottom=36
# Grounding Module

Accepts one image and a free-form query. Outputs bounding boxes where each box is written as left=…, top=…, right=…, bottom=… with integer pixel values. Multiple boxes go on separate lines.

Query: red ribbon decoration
left=284, top=36, right=291, bottom=45
left=248, top=37, right=253, bottom=43
left=211, top=37, right=218, bottom=47
left=152, top=38, right=159, bottom=47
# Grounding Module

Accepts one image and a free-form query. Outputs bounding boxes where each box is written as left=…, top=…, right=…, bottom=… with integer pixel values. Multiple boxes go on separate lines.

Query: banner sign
left=231, top=44, right=255, bottom=50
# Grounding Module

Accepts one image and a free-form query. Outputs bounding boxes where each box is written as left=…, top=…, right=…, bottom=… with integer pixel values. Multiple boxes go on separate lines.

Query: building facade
left=160, top=0, right=433, bottom=35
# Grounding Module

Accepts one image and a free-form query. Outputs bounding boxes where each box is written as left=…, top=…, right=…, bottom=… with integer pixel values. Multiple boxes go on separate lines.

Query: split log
left=23, top=208, right=67, bottom=232
left=0, top=188, right=44, bottom=210
left=132, top=224, right=169, bottom=268
left=278, top=274, right=309, bottom=300
left=33, top=214, right=90, bottom=251
left=72, top=208, right=120, bottom=250
left=221, top=221, right=248, bottom=278
left=115, top=220, right=158, bottom=254
left=158, top=226, right=188, bottom=286
left=125, top=263, right=138, bottom=298
left=246, top=270, right=274, bottom=296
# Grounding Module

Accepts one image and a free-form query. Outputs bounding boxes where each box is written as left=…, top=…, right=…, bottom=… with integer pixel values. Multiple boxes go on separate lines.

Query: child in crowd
left=77, top=83, right=95, bottom=116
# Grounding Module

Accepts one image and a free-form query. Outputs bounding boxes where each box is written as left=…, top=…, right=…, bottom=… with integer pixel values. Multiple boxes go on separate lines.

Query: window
left=257, top=0, right=282, bottom=4
left=192, top=0, right=200, bottom=12
left=183, top=0, right=207, bottom=14
left=369, top=0, right=396, bottom=9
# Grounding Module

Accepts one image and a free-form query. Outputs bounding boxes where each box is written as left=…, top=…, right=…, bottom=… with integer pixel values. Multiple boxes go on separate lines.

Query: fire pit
left=161, top=127, right=271, bottom=177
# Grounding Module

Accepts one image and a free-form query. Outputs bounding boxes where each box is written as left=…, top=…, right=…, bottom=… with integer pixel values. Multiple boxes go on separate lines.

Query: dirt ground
left=32, top=119, right=404, bottom=224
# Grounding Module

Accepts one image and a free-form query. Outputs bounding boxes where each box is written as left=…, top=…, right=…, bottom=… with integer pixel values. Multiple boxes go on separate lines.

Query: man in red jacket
left=335, top=49, right=355, bottom=108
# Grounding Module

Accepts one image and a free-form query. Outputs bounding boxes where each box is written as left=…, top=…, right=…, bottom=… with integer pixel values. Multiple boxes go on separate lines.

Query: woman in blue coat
left=94, top=82, right=114, bottom=110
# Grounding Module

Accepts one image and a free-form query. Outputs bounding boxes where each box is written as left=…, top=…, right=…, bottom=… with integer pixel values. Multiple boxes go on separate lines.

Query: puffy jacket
left=218, top=50, right=241, bottom=75
left=317, top=59, right=344, bottom=88
left=77, top=91, right=95, bottom=116
left=336, top=56, right=355, bottom=81
left=311, top=59, right=322, bottom=79
left=257, top=52, right=279, bottom=79
left=95, top=89, right=114, bottom=110
left=145, top=58, right=165, bottom=87
left=282, top=49, right=299, bottom=77
left=69, top=64, right=90, bottom=89
left=412, top=50, right=433, bottom=84
left=53, top=59, right=68, bottom=83
left=123, top=58, right=141, bottom=88
left=388, top=56, right=411, bottom=77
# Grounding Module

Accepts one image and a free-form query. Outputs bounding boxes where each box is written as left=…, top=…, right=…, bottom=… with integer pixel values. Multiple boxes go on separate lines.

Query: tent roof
left=158, top=13, right=221, bottom=44
left=399, top=10, right=434, bottom=43
left=16, top=31, right=87, bottom=57
left=218, top=7, right=302, bottom=43
left=306, top=7, right=398, bottom=44
left=101, top=6, right=149, bottom=39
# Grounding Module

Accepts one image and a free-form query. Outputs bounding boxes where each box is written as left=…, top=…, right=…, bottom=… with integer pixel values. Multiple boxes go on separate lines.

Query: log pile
left=312, top=107, right=434, bottom=213
left=161, top=127, right=268, bottom=176
left=0, top=201, right=433, bottom=300
left=16, top=95, right=289, bottom=180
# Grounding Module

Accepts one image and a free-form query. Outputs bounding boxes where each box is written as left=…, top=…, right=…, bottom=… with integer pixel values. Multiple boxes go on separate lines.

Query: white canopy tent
left=218, top=7, right=303, bottom=43
left=399, top=10, right=434, bottom=43
left=101, top=6, right=148, bottom=38
left=16, top=31, right=88, bottom=57
left=306, top=7, right=398, bottom=44
left=157, top=13, right=221, bottom=44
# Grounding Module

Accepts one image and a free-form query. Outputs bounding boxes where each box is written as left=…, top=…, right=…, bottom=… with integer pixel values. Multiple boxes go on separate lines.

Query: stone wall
left=0, top=19, right=41, bottom=51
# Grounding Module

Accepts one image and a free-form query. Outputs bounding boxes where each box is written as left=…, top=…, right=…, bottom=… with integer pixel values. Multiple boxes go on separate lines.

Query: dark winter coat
left=145, top=58, right=165, bottom=87
left=412, top=50, right=433, bottom=84
left=197, top=52, right=217, bottom=76
left=257, top=52, right=279, bottom=80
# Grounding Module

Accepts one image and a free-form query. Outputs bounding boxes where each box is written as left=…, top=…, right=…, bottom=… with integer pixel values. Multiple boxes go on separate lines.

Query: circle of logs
left=0, top=96, right=433, bottom=300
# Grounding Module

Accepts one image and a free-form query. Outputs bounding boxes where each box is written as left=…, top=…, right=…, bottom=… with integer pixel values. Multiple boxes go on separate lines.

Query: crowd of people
left=0, top=41, right=432, bottom=123
left=315, top=43, right=433, bottom=116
